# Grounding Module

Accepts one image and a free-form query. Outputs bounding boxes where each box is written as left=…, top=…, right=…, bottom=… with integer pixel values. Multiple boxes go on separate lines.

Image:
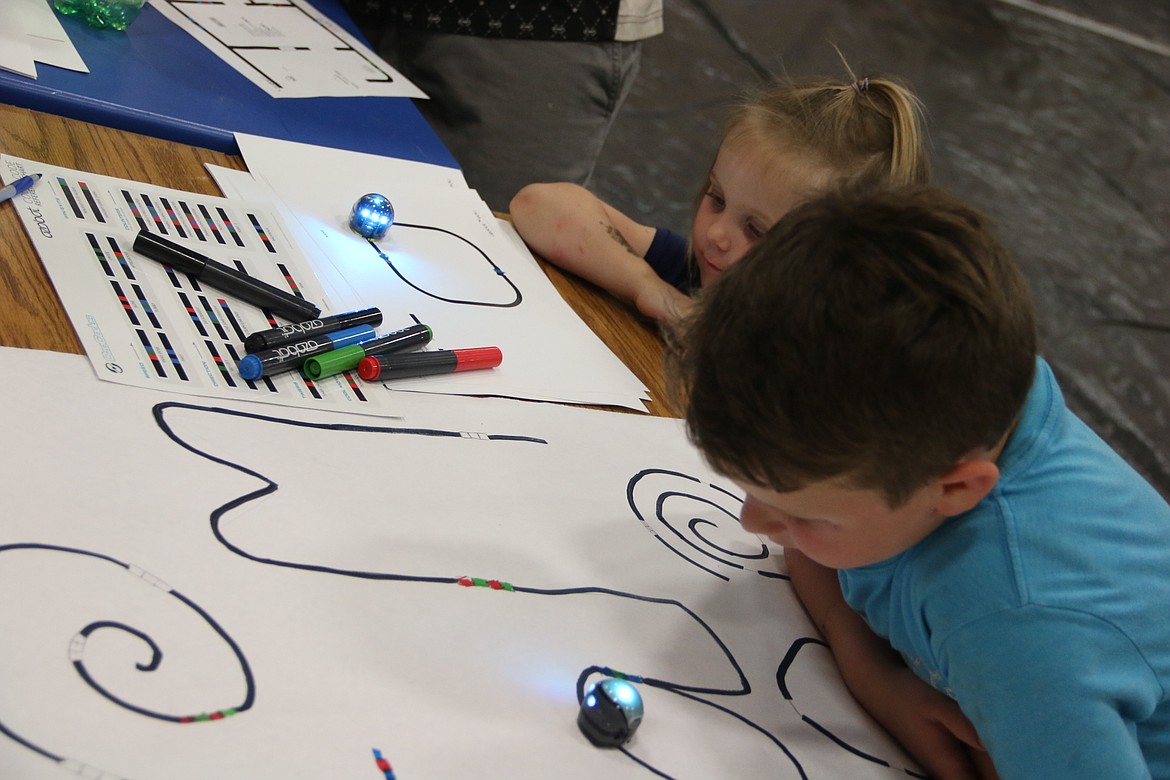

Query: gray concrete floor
left=591, top=0, right=1170, bottom=499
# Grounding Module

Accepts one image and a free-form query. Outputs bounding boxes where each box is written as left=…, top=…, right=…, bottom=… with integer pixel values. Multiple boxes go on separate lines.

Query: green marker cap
left=302, top=344, right=365, bottom=380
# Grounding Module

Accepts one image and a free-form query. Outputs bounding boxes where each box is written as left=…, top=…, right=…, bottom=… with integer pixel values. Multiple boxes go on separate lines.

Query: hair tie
left=851, top=77, right=870, bottom=94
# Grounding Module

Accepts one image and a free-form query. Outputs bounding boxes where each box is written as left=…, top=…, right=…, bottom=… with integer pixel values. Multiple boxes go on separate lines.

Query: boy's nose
left=739, top=498, right=786, bottom=536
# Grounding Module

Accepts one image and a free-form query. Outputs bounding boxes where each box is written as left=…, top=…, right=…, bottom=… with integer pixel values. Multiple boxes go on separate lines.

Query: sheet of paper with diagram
left=150, top=0, right=426, bottom=99
left=217, top=133, right=650, bottom=410
left=2, top=153, right=649, bottom=414
left=0, top=347, right=919, bottom=780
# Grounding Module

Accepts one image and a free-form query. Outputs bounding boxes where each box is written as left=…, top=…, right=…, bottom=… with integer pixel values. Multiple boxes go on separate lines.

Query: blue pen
left=0, top=173, right=42, bottom=205
left=237, top=325, right=377, bottom=380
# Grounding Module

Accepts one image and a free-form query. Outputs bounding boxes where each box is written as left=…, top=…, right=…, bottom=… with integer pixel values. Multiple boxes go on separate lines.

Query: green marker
left=302, top=323, right=432, bottom=380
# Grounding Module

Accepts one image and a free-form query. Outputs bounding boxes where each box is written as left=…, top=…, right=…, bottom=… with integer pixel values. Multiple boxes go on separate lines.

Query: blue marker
left=237, top=325, right=376, bottom=380
left=0, top=173, right=42, bottom=206
left=242, top=307, right=382, bottom=352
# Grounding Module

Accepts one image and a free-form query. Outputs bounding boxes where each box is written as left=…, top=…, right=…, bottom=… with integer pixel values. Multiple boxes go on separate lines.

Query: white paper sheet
left=0, top=0, right=88, bottom=78
left=0, top=346, right=918, bottom=779
left=2, top=154, right=400, bottom=416
left=150, top=0, right=426, bottom=98
left=221, top=135, right=652, bottom=410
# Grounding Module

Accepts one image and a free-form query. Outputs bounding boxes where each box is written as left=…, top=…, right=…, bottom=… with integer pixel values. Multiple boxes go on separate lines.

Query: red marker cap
left=357, top=347, right=502, bottom=381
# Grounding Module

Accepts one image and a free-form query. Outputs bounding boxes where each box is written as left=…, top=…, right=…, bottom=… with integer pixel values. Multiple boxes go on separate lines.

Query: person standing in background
left=343, top=0, right=663, bottom=212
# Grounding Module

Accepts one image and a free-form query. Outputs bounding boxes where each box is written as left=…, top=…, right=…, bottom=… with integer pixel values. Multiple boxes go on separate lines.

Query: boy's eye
left=744, top=222, right=765, bottom=241
left=705, top=189, right=726, bottom=209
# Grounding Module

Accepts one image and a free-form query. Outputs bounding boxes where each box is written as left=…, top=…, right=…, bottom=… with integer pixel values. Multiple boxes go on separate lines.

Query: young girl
left=509, top=73, right=931, bottom=321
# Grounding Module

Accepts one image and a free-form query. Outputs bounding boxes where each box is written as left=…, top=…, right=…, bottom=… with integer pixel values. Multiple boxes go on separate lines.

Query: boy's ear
left=933, top=458, right=1000, bottom=518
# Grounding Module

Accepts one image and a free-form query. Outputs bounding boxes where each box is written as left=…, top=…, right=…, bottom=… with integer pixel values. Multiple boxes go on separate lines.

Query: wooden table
left=0, top=104, right=680, bottom=417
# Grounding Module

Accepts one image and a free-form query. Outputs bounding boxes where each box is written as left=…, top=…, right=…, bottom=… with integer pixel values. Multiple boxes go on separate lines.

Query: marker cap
left=357, top=347, right=502, bottom=381
left=237, top=353, right=266, bottom=381
left=357, top=356, right=379, bottom=381
left=302, top=344, right=365, bottom=380
left=451, top=346, right=504, bottom=372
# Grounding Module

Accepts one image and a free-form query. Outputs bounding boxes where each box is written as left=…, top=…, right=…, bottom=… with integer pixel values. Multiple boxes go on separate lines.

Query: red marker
left=357, top=347, right=502, bottom=381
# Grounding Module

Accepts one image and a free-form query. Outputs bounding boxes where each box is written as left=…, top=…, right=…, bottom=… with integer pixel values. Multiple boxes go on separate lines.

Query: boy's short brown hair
left=670, top=184, right=1037, bottom=506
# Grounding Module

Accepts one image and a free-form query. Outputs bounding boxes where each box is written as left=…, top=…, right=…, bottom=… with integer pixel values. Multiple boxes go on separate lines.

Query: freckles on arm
left=510, top=183, right=679, bottom=318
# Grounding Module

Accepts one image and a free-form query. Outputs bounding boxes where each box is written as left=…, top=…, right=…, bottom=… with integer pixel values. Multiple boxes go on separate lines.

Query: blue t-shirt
left=644, top=227, right=695, bottom=294
left=840, top=357, right=1170, bottom=779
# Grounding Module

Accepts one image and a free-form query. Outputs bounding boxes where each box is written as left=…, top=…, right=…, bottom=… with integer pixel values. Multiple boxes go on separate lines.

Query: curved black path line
left=0, top=542, right=255, bottom=768
left=366, top=222, right=522, bottom=308
left=628, top=469, right=789, bottom=582
left=777, top=638, right=923, bottom=775
left=150, top=402, right=825, bottom=777
left=153, top=401, right=544, bottom=580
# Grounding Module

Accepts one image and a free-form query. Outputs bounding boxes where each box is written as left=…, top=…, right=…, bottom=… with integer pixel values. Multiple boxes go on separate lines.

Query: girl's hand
left=634, top=281, right=693, bottom=322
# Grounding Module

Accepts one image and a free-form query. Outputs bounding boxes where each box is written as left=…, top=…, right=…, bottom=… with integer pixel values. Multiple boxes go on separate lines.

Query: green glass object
left=52, top=0, right=147, bottom=30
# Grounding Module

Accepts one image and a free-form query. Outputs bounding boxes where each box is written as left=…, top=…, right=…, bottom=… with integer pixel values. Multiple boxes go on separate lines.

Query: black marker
left=132, top=230, right=320, bottom=322
left=243, top=307, right=383, bottom=352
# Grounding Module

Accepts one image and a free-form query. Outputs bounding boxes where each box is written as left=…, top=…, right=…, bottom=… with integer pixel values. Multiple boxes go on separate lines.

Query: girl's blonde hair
left=723, top=73, right=930, bottom=188
left=679, top=68, right=930, bottom=292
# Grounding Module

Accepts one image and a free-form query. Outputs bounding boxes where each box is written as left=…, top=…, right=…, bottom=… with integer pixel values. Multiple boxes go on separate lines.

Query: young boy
left=669, top=184, right=1170, bottom=779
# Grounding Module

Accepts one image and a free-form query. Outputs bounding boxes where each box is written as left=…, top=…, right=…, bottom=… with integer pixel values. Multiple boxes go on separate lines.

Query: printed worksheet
left=150, top=0, right=426, bottom=99
left=2, top=154, right=397, bottom=416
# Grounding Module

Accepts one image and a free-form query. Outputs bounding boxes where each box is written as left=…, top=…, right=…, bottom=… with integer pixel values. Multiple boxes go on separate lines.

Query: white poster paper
left=0, top=347, right=917, bottom=779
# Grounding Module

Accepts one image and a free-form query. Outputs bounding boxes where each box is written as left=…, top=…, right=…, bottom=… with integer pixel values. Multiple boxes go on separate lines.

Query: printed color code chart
left=3, top=155, right=395, bottom=416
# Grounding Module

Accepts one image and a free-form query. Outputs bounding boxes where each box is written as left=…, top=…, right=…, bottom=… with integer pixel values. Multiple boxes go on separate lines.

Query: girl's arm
left=509, top=183, right=691, bottom=321
left=785, top=548, right=997, bottom=780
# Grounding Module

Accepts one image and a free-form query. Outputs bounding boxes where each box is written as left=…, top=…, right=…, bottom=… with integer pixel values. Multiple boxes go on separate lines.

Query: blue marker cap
left=237, top=354, right=262, bottom=381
